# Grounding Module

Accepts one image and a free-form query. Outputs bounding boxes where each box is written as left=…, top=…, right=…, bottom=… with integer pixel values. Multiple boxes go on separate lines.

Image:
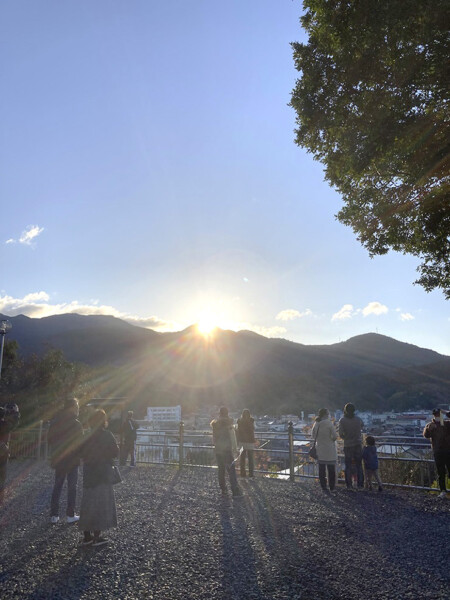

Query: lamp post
left=0, top=319, right=12, bottom=381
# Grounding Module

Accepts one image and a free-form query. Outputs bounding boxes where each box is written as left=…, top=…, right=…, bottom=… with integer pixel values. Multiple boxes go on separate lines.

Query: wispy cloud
left=400, top=312, right=415, bottom=321
left=5, top=225, right=45, bottom=246
left=362, top=301, right=388, bottom=317
left=0, top=292, right=177, bottom=332
left=331, top=304, right=355, bottom=321
left=276, top=308, right=312, bottom=321
left=332, top=301, right=389, bottom=321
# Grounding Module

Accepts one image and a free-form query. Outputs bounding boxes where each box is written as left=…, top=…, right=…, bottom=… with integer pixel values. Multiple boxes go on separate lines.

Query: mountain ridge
left=1, top=312, right=448, bottom=413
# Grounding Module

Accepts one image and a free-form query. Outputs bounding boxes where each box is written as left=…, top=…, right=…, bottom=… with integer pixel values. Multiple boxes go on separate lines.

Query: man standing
left=339, top=403, right=364, bottom=489
left=48, top=398, right=84, bottom=523
left=423, top=409, right=450, bottom=499
left=0, top=403, right=20, bottom=506
left=121, top=410, right=137, bottom=467
left=210, top=407, right=241, bottom=497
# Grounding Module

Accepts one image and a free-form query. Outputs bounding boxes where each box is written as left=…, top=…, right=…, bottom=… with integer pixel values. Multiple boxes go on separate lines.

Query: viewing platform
left=0, top=460, right=448, bottom=599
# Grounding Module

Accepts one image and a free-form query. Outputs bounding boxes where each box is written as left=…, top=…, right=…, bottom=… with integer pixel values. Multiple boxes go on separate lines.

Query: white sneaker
left=67, top=514, right=80, bottom=523
left=50, top=516, right=60, bottom=524
left=437, top=491, right=447, bottom=500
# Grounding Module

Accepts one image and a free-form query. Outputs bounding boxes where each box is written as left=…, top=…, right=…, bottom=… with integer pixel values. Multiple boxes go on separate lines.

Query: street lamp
left=0, top=319, right=12, bottom=381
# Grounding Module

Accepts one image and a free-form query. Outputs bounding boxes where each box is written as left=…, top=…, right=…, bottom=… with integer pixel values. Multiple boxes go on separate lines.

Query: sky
left=0, top=1, right=449, bottom=355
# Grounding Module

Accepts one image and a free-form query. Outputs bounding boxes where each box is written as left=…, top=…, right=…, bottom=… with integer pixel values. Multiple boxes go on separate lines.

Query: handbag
left=308, top=445, right=318, bottom=460
left=108, top=464, right=122, bottom=485
left=308, top=422, right=321, bottom=460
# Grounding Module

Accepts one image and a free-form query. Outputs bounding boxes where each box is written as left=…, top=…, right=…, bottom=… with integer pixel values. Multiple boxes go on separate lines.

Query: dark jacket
left=236, top=416, right=255, bottom=444
left=338, top=415, right=363, bottom=447
left=122, top=418, right=138, bottom=443
left=81, top=428, right=119, bottom=488
left=47, top=411, right=84, bottom=470
left=423, top=420, right=450, bottom=453
left=211, top=417, right=235, bottom=453
left=362, top=446, right=378, bottom=470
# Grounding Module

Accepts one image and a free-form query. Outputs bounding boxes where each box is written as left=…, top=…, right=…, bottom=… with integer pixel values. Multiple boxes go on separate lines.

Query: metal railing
left=8, top=422, right=440, bottom=491
left=133, top=422, right=439, bottom=491
left=8, top=422, right=47, bottom=460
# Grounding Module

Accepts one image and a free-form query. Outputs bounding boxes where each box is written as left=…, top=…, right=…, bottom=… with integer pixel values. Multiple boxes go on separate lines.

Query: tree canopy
left=0, top=341, right=91, bottom=426
left=290, top=0, right=449, bottom=297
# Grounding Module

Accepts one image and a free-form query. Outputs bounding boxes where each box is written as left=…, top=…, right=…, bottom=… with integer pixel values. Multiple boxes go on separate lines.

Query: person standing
left=339, top=403, right=364, bottom=489
left=120, top=411, right=137, bottom=467
left=362, top=435, right=383, bottom=492
left=0, top=403, right=20, bottom=506
left=79, top=409, right=119, bottom=547
left=423, top=408, right=450, bottom=500
left=236, top=409, right=256, bottom=477
left=48, top=398, right=84, bottom=524
left=311, top=408, right=337, bottom=492
left=211, top=407, right=241, bottom=497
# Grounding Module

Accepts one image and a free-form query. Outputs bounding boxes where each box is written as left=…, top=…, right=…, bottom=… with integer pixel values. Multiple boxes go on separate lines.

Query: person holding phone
left=423, top=408, right=450, bottom=499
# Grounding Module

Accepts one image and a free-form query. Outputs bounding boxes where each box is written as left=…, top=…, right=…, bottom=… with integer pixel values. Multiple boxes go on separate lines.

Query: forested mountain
left=1, top=313, right=449, bottom=415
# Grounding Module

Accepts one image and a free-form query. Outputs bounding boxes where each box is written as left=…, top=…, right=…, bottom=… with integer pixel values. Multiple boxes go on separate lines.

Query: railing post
left=288, top=421, right=294, bottom=482
left=44, top=424, right=49, bottom=461
left=37, top=420, right=43, bottom=459
left=179, top=421, right=184, bottom=469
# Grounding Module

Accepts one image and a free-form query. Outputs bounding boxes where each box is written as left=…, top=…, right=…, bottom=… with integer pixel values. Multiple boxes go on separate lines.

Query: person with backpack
left=0, top=403, right=20, bottom=506
left=48, top=398, right=84, bottom=523
left=210, top=407, right=242, bottom=497
left=339, top=403, right=364, bottom=490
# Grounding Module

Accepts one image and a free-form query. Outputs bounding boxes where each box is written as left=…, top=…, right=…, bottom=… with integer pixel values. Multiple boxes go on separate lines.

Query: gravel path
left=0, top=460, right=449, bottom=599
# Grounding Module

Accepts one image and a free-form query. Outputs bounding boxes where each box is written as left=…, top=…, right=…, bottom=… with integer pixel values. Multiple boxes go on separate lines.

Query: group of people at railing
left=209, top=403, right=450, bottom=500
left=210, top=403, right=385, bottom=496
left=0, top=398, right=449, bottom=549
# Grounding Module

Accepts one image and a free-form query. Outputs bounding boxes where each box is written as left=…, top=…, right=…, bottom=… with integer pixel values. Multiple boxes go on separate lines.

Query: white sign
left=147, top=405, right=181, bottom=422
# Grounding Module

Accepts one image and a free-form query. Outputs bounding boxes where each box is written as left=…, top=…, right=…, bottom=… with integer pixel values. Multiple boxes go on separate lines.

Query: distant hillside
left=2, top=313, right=449, bottom=414
left=0, top=313, right=159, bottom=365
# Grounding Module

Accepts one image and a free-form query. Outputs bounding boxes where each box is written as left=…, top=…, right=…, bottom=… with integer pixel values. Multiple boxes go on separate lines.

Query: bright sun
left=190, top=299, right=240, bottom=337
left=197, top=316, right=218, bottom=336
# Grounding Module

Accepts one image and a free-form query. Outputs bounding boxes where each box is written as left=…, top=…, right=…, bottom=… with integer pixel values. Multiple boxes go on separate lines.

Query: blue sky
left=1, top=1, right=449, bottom=355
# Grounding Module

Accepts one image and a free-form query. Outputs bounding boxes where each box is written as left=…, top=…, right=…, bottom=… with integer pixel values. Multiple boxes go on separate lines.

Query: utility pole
left=0, top=320, right=12, bottom=381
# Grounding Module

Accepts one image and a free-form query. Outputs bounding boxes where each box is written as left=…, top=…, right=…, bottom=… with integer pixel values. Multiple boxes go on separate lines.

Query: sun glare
left=190, top=298, right=241, bottom=337
left=197, top=317, right=217, bottom=336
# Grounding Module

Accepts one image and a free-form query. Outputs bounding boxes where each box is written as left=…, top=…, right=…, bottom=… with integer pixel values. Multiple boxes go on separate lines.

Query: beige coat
left=311, top=418, right=337, bottom=463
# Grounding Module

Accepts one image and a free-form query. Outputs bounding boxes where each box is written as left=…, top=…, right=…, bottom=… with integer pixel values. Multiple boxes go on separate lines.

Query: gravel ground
left=0, top=460, right=449, bottom=600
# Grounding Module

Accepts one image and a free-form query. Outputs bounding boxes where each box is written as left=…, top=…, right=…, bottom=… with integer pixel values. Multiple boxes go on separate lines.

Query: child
left=362, top=435, right=383, bottom=492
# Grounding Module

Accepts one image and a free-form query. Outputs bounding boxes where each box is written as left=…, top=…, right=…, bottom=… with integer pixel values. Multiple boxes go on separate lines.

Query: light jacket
left=211, top=416, right=237, bottom=453
left=312, top=418, right=337, bottom=463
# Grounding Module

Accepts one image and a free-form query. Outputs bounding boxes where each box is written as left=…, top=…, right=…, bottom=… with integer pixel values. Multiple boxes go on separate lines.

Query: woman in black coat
left=79, top=409, right=119, bottom=547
